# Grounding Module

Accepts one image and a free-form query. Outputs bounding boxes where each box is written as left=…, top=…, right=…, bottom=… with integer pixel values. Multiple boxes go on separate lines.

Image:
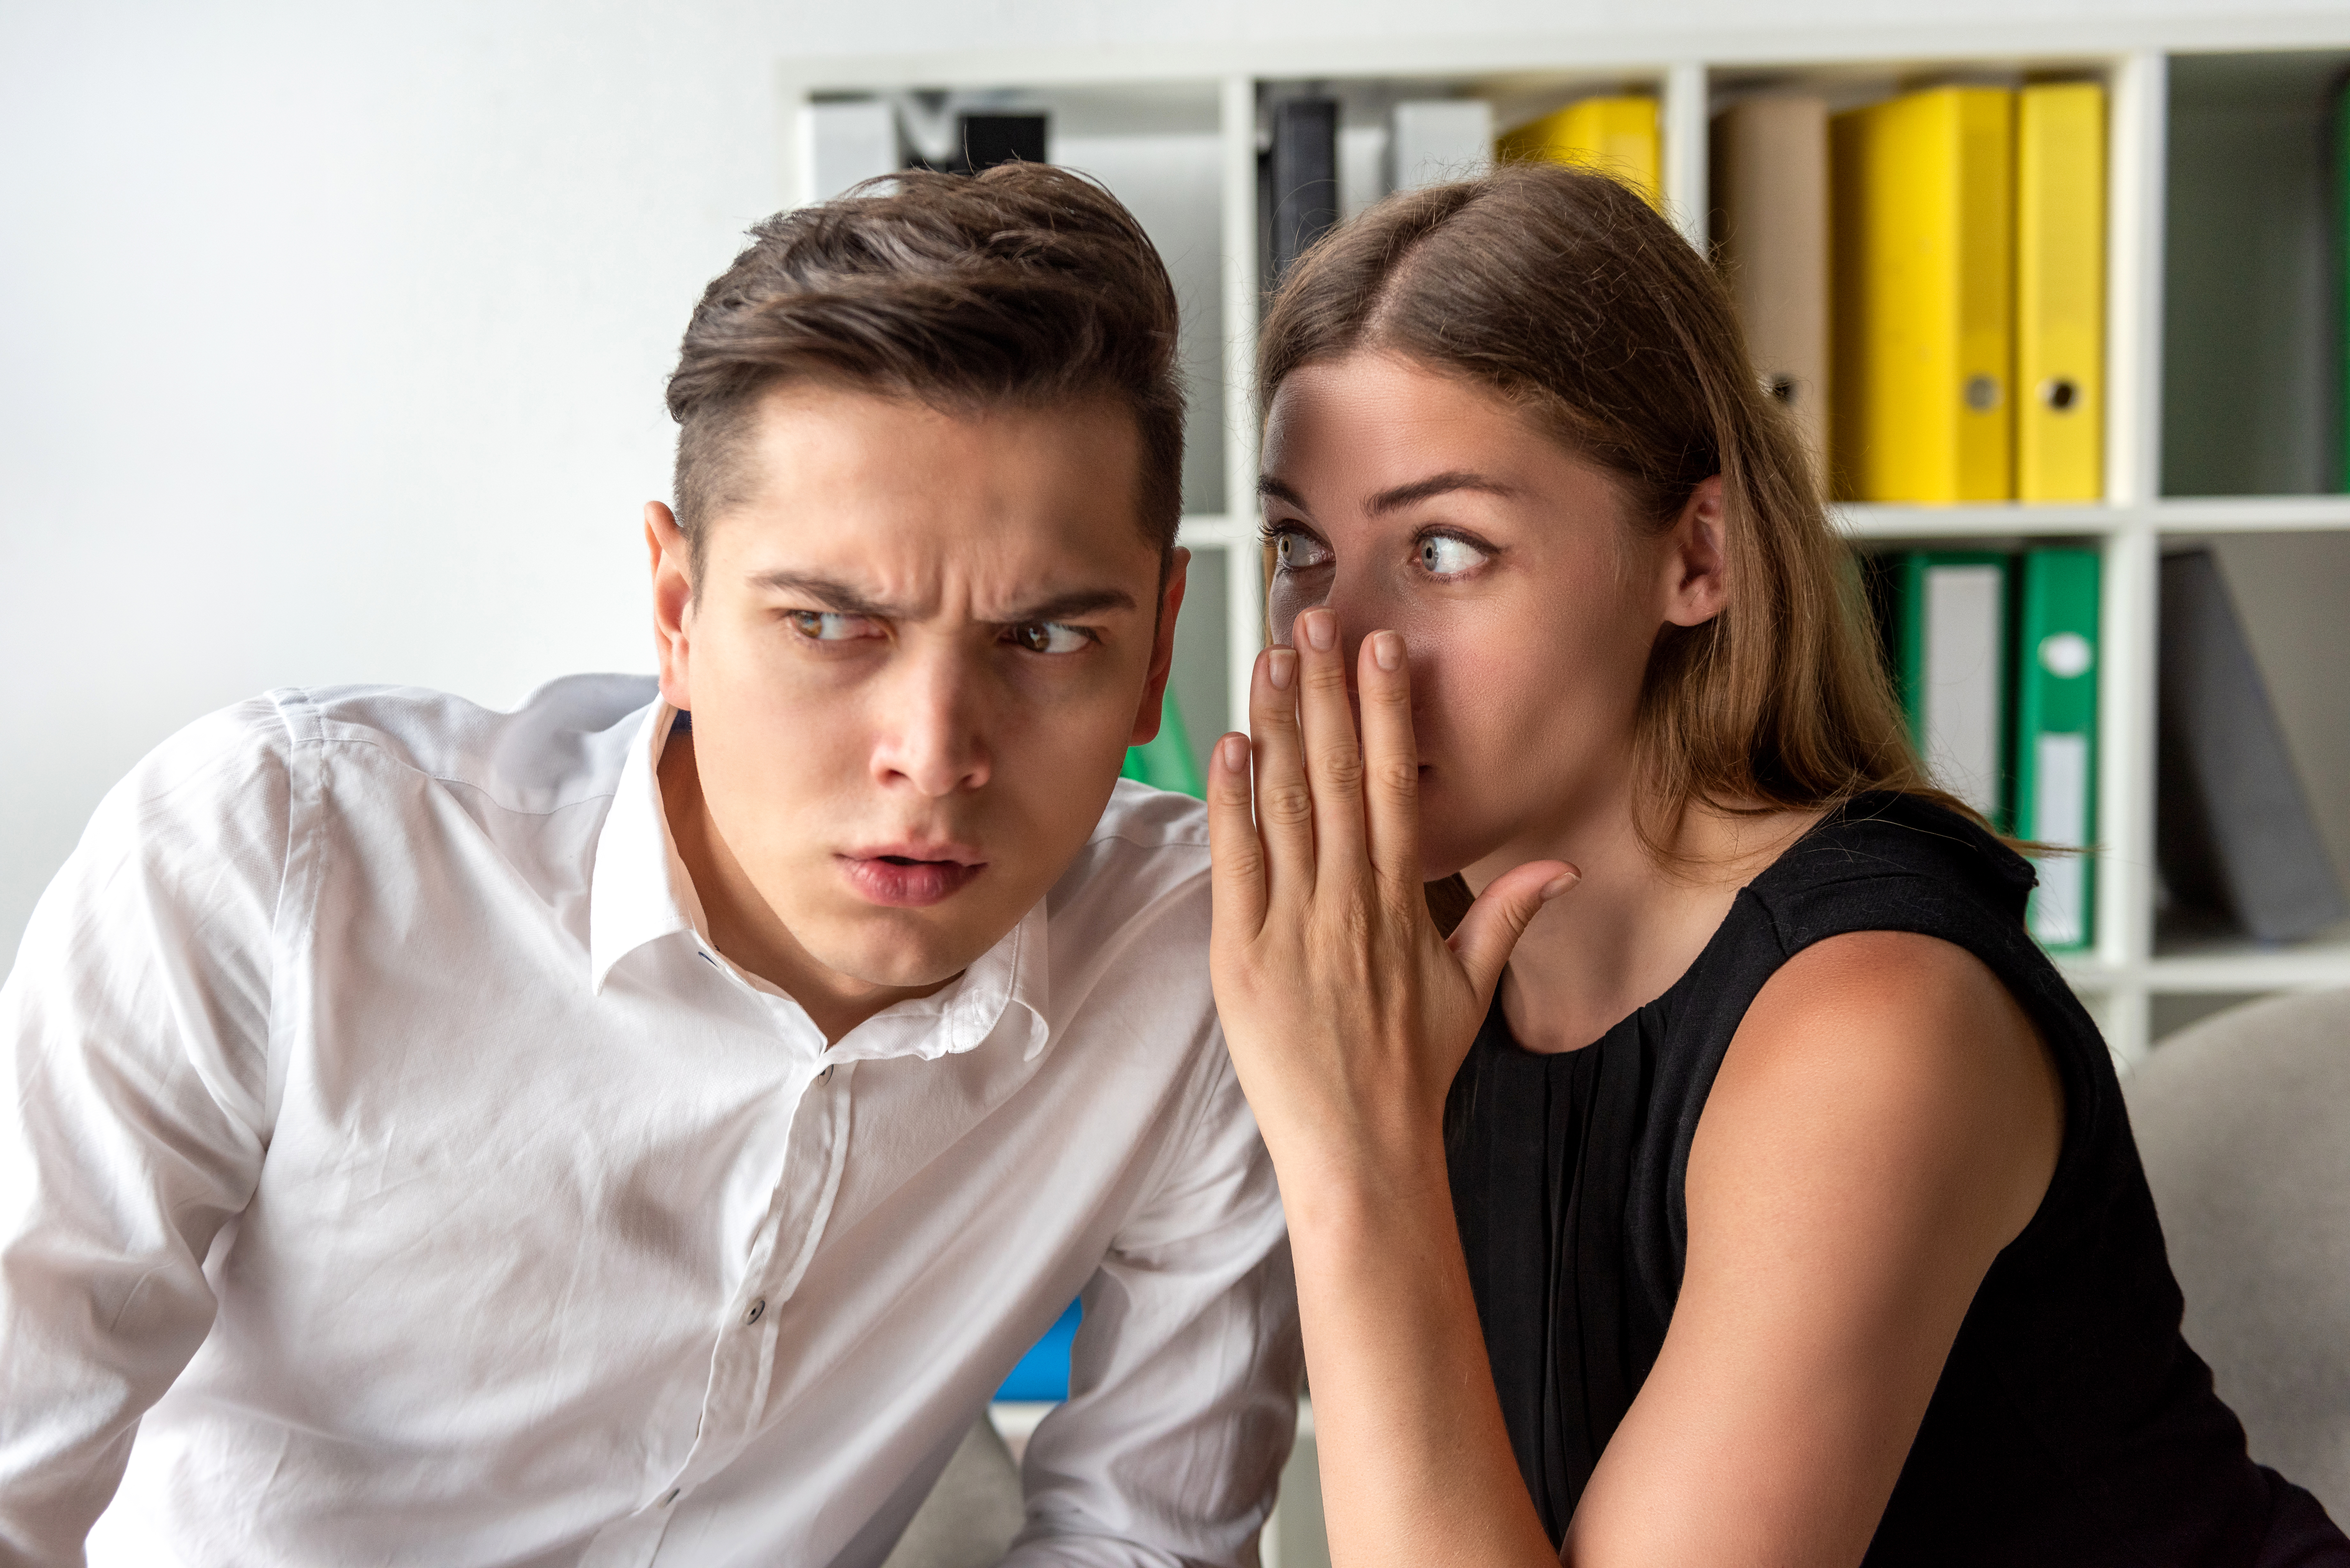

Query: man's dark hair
left=665, top=163, right=1185, bottom=575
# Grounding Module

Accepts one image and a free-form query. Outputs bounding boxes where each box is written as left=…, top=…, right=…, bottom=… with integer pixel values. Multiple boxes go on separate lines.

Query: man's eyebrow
left=744, top=572, right=1137, bottom=623
left=746, top=571, right=898, bottom=618
left=1256, top=470, right=1519, bottom=516
left=996, top=587, right=1138, bottom=622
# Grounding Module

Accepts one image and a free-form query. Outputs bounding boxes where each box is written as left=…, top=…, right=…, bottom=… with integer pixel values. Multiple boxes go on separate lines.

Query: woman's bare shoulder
left=1696, top=929, right=2065, bottom=1253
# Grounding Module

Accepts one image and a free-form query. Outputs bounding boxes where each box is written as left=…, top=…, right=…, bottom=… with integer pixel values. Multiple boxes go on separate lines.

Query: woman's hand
left=1204, top=607, right=1576, bottom=1206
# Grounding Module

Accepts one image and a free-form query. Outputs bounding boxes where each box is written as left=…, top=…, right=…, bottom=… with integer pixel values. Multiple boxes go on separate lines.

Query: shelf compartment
left=2161, top=50, right=2350, bottom=499
left=2153, top=531, right=2350, bottom=946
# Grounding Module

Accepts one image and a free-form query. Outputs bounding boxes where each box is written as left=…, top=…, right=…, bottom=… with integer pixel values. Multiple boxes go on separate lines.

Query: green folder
left=2010, top=549, right=2100, bottom=951
left=1120, top=693, right=1204, bottom=798
left=1892, top=551, right=2012, bottom=829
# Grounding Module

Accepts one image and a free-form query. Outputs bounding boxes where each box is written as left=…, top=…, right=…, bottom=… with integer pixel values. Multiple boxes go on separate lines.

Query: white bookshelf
left=782, top=23, right=2350, bottom=1082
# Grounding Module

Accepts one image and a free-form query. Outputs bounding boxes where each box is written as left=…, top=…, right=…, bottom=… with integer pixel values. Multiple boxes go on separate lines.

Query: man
left=0, top=165, right=1299, bottom=1567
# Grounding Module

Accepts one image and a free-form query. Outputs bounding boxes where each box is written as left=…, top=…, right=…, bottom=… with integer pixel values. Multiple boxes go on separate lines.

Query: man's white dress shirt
left=0, top=675, right=1299, bottom=1568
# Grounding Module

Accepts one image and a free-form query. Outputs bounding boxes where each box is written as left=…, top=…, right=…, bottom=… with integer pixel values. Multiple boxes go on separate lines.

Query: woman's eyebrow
left=1257, top=475, right=1309, bottom=511
left=1362, top=471, right=1519, bottom=514
left=1256, top=471, right=1520, bottom=516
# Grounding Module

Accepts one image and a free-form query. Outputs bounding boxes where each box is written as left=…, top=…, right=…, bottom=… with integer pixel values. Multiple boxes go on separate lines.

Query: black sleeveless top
left=1444, top=794, right=2349, bottom=1565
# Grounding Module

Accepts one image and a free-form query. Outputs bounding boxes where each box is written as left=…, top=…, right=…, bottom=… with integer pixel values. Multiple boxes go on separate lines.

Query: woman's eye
left=1274, top=531, right=1333, bottom=570
left=1007, top=621, right=1092, bottom=654
left=786, top=610, right=882, bottom=642
left=1418, top=535, right=1489, bottom=576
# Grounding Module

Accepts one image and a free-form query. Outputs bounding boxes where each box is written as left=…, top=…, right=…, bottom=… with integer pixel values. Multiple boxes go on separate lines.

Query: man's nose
left=871, top=650, right=992, bottom=797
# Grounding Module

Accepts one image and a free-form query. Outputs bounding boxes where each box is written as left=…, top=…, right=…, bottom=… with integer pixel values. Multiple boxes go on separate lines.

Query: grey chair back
left=879, top=1417, right=1025, bottom=1568
left=2126, top=987, right=2350, bottom=1519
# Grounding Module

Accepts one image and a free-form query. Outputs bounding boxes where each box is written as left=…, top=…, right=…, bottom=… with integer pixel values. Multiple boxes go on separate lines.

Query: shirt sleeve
left=1007, top=1030, right=1303, bottom=1568
left=0, top=699, right=293, bottom=1563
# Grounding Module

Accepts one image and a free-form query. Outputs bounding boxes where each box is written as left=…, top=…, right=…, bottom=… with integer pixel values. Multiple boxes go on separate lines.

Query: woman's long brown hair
left=1258, top=160, right=1972, bottom=874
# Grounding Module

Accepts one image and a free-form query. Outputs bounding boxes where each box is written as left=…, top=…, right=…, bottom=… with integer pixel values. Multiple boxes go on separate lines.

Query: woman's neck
left=1466, top=794, right=1821, bottom=1054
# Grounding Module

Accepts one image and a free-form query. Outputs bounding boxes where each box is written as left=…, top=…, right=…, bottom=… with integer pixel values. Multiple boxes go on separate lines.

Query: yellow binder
left=1497, top=96, right=1661, bottom=211
left=1830, top=86, right=2015, bottom=502
left=2016, top=82, right=2106, bottom=502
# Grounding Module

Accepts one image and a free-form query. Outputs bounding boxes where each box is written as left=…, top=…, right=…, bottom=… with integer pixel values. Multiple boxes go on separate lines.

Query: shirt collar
left=585, top=701, right=1052, bottom=1062
left=587, top=699, right=699, bottom=993
left=831, top=898, right=1051, bottom=1066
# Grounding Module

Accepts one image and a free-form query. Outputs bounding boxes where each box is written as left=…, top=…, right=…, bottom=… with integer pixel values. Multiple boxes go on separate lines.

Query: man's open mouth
left=837, top=849, right=987, bottom=908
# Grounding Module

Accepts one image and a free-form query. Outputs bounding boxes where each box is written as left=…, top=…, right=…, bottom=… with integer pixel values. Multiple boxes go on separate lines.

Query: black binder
left=2156, top=549, right=2348, bottom=941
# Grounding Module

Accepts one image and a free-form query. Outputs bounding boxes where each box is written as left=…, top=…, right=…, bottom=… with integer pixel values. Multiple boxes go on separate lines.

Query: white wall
left=2, top=0, right=2337, bottom=963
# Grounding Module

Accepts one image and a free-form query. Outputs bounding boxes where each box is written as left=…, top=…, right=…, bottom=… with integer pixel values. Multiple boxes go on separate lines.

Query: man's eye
left=1007, top=621, right=1093, bottom=654
left=786, top=610, right=882, bottom=642
left=1273, top=531, right=1333, bottom=570
left=1418, top=535, right=1489, bottom=576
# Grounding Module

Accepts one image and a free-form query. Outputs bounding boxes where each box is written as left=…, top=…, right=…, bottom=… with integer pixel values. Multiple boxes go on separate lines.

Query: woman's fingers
left=1248, top=644, right=1316, bottom=901
left=1449, top=861, right=1581, bottom=1004
left=1205, top=731, right=1268, bottom=939
left=1292, top=609, right=1368, bottom=874
left=1355, top=630, right=1421, bottom=900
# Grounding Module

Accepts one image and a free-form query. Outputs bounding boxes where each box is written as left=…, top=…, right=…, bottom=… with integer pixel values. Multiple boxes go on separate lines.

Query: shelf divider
left=2108, top=50, right=2169, bottom=511
left=2101, top=521, right=2163, bottom=1062
left=1663, top=62, right=1710, bottom=252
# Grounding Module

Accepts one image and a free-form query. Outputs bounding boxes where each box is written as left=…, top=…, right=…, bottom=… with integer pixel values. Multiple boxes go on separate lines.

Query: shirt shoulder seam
left=289, top=727, right=625, bottom=819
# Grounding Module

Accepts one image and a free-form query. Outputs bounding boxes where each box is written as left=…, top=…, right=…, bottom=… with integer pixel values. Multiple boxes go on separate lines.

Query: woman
left=1204, top=162, right=2348, bottom=1566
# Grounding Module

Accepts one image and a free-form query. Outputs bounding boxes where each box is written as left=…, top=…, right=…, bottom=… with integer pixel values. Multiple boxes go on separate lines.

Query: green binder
left=1893, top=552, right=2012, bottom=828
left=2010, top=549, right=2100, bottom=950
left=1120, top=693, right=1204, bottom=798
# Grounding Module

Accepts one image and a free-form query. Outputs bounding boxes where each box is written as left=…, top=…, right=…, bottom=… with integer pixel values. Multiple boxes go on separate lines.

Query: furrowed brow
left=997, top=587, right=1138, bottom=623
left=746, top=571, right=899, bottom=619
left=747, top=571, right=1136, bottom=625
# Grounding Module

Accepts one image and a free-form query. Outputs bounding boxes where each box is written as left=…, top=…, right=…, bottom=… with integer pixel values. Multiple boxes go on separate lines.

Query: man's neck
left=657, top=729, right=953, bottom=1045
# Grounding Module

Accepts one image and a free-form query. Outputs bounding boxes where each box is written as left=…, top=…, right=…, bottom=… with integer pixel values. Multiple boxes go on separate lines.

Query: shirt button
left=820, top=1066, right=834, bottom=1082
left=660, top=1488, right=681, bottom=1506
left=745, top=1298, right=766, bottom=1325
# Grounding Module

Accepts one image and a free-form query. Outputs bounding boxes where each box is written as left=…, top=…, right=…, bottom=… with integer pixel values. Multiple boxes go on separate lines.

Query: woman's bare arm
left=1566, top=929, right=2062, bottom=1564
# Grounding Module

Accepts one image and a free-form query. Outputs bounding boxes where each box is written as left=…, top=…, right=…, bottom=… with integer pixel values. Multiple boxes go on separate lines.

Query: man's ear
left=1128, top=548, right=1190, bottom=746
left=646, top=501, right=696, bottom=710
left=1661, top=474, right=1728, bottom=629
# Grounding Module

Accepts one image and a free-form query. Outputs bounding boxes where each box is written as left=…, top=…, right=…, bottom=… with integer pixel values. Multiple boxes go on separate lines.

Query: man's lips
left=835, top=846, right=988, bottom=908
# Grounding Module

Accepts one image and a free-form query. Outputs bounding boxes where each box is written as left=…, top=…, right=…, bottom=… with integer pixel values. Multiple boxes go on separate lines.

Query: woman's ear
left=1661, top=474, right=1728, bottom=628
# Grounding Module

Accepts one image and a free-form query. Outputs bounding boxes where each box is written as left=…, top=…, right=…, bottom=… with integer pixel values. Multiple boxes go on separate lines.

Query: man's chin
left=802, top=907, right=1008, bottom=994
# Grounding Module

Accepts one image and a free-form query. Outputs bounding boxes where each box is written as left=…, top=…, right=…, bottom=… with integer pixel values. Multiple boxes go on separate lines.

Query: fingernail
left=1268, top=648, right=1296, bottom=690
left=1372, top=631, right=1403, bottom=672
left=1220, top=733, right=1248, bottom=771
left=1539, top=870, right=1581, bottom=901
left=1303, top=610, right=1336, bottom=652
